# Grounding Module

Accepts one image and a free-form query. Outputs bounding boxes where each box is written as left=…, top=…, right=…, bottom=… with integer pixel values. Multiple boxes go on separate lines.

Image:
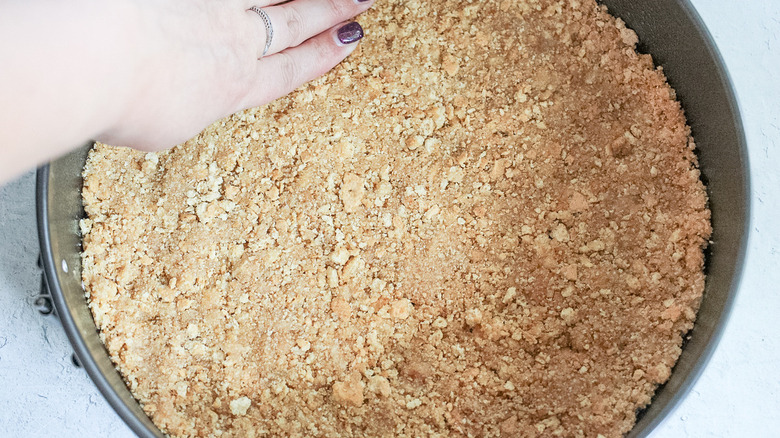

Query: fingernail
left=337, top=22, right=364, bottom=45
left=356, top=0, right=371, bottom=2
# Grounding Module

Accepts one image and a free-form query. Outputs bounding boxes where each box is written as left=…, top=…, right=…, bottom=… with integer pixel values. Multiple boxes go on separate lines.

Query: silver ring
left=249, top=6, right=273, bottom=57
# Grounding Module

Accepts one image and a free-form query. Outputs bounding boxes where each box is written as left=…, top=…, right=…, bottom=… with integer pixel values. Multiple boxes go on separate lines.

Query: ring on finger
left=249, top=6, right=274, bottom=57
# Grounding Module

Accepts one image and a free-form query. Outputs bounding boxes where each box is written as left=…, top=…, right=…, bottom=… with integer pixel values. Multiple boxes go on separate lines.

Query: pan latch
left=34, top=254, right=55, bottom=315
left=35, top=253, right=81, bottom=368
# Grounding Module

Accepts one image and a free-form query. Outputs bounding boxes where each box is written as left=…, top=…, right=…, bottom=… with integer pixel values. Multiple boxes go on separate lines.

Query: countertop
left=1, top=1, right=778, bottom=437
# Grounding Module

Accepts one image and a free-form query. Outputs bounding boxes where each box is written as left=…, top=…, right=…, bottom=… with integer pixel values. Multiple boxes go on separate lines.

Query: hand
left=1, top=0, right=370, bottom=183
left=98, top=0, right=372, bottom=151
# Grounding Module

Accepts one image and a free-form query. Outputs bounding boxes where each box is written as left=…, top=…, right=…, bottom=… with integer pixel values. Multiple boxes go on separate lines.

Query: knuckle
left=313, top=36, right=340, bottom=59
left=309, top=37, right=342, bottom=76
left=327, top=0, right=352, bottom=18
left=277, top=53, right=302, bottom=91
left=284, top=7, right=305, bottom=46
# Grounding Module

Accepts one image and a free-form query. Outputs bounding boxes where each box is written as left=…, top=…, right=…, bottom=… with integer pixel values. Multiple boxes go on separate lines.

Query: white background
left=1, top=1, right=778, bottom=436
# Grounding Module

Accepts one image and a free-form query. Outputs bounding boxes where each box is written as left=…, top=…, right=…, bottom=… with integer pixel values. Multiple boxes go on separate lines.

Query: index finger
left=239, top=21, right=364, bottom=109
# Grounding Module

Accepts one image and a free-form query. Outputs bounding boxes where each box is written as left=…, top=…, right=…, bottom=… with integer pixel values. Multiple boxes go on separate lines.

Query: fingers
left=248, top=0, right=373, bottom=58
left=244, top=0, right=289, bottom=8
left=241, top=21, right=364, bottom=109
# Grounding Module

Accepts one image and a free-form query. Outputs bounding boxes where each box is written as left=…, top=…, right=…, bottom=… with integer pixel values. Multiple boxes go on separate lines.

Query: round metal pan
left=36, top=1, right=749, bottom=436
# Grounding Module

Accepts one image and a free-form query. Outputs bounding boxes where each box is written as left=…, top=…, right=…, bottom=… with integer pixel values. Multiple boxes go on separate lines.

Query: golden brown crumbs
left=81, top=1, right=711, bottom=437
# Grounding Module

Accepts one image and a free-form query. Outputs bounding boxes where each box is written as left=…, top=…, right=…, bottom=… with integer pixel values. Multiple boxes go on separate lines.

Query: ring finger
left=244, top=0, right=287, bottom=8
left=249, top=0, right=373, bottom=58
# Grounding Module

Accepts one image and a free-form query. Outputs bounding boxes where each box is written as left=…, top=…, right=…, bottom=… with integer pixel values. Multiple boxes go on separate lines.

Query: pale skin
left=0, top=0, right=373, bottom=184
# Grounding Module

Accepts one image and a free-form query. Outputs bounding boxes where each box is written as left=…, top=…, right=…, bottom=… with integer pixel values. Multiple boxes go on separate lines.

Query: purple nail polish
left=337, top=22, right=364, bottom=45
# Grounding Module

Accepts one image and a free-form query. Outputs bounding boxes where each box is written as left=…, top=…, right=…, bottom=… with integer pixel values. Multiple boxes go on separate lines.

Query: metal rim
left=36, top=165, right=161, bottom=438
left=626, top=0, right=751, bottom=434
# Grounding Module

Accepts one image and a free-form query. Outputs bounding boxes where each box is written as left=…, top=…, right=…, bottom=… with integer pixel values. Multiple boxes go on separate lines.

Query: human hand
left=97, top=0, right=372, bottom=151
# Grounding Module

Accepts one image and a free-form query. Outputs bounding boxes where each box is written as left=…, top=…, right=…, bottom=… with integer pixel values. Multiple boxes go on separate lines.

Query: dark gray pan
left=36, top=1, right=749, bottom=436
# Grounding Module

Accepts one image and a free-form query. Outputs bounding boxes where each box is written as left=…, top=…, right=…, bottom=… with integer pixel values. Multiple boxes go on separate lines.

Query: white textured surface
left=0, top=2, right=778, bottom=437
left=0, top=172, right=134, bottom=438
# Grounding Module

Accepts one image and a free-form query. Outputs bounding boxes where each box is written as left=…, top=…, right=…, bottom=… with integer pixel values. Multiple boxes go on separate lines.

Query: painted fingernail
left=356, top=0, right=371, bottom=2
left=337, top=22, right=364, bottom=45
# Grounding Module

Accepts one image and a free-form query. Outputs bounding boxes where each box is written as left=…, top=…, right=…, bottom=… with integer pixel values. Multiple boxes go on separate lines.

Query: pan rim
left=36, top=165, right=163, bottom=438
